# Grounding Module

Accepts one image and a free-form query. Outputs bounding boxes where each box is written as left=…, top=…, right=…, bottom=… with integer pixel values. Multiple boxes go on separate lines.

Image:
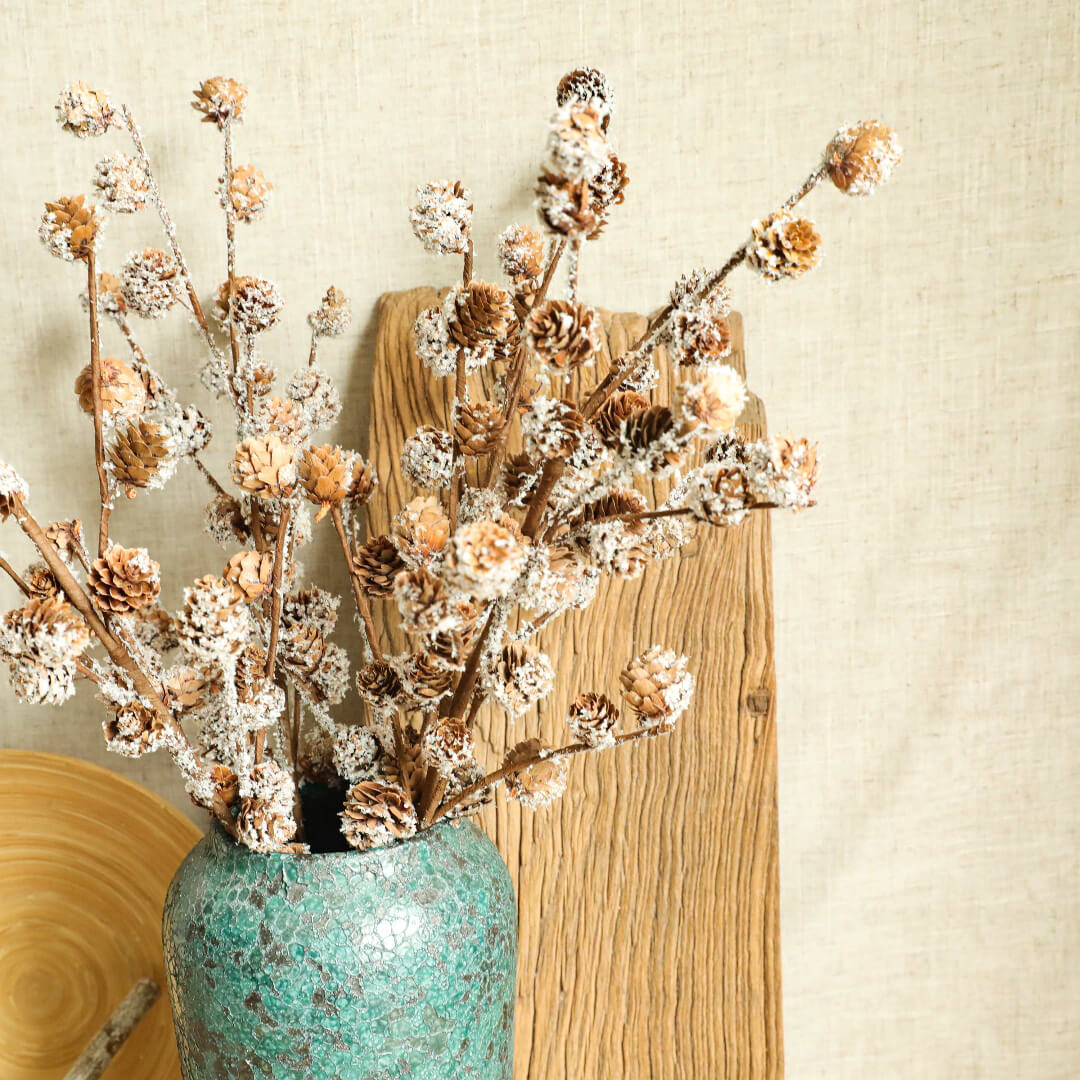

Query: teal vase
left=162, top=816, right=516, bottom=1080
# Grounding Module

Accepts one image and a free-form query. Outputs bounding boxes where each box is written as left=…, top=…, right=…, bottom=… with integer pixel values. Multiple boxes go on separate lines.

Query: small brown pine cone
left=400, top=651, right=454, bottom=702
left=88, top=545, right=161, bottom=614
left=192, top=76, right=247, bottom=126
left=299, top=444, right=350, bottom=519
left=621, top=405, right=681, bottom=466
left=40, top=195, right=103, bottom=260
left=694, top=466, right=750, bottom=525
left=426, top=605, right=478, bottom=670
left=353, top=536, right=406, bottom=598
left=356, top=659, right=403, bottom=706
left=619, top=645, right=694, bottom=729
left=421, top=716, right=475, bottom=779
left=587, top=153, right=629, bottom=232
left=230, top=435, right=298, bottom=499
left=455, top=400, right=505, bottom=457
left=556, top=68, right=615, bottom=127
left=522, top=398, right=586, bottom=461
left=44, top=519, right=84, bottom=556
left=572, top=489, right=648, bottom=532
left=341, top=781, right=417, bottom=850
left=205, top=493, right=251, bottom=545
left=394, top=566, right=448, bottom=634
left=825, top=121, right=902, bottom=196
left=498, top=224, right=545, bottom=284
left=132, top=606, right=177, bottom=651
left=224, top=164, right=272, bottom=222
left=592, top=391, right=651, bottom=447
left=85, top=272, right=127, bottom=318
left=223, top=549, right=274, bottom=601
left=535, top=172, right=597, bottom=237
left=501, top=453, right=540, bottom=507
left=671, top=310, right=732, bottom=367
left=526, top=300, right=600, bottom=372
left=216, top=276, right=284, bottom=335
left=567, top=692, right=619, bottom=748
left=56, top=83, right=119, bottom=138
left=280, top=624, right=326, bottom=677
left=308, top=286, right=352, bottom=337
left=770, top=433, right=820, bottom=493
left=206, top=764, right=240, bottom=816
left=746, top=212, right=821, bottom=281
left=260, top=396, right=310, bottom=445
left=103, top=700, right=167, bottom=758
left=491, top=642, right=554, bottom=715
left=24, top=563, right=60, bottom=599
left=162, top=665, right=208, bottom=711
left=107, top=419, right=172, bottom=498
left=4, top=595, right=91, bottom=662
left=504, top=738, right=569, bottom=810
left=409, top=180, right=473, bottom=256
left=74, top=356, right=146, bottom=419
left=381, top=731, right=425, bottom=800
left=446, top=281, right=515, bottom=349
left=445, top=518, right=526, bottom=601
left=392, top=497, right=450, bottom=566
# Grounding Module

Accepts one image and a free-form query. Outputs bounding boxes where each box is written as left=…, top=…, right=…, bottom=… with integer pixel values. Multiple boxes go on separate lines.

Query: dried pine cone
left=746, top=212, right=821, bottom=281
left=44, top=518, right=83, bottom=556
left=259, top=395, right=310, bottom=445
left=501, top=452, right=540, bottom=508
left=686, top=465, right=750, bottom=526
left=308, top=286, right=351, bottom=337
left=230, top=435, right=298, bottom=499
left=353, top=536, right=406, bottom=598
left=445, top=518, right=526, bottom=601
left=619, top=645, right=694, bottom=729
left=23, top=563, right=60, bottom=599
left=678, top=367, right=748, bottom=435
left=592, top=391, right=651, bottom=447
left=216, top=276, right=284, bottom=335
left=399, top=651, right=454, bottom=702
left=401, top=426, right=455, bottom=489
left=394, top=566, right=449, bottom=634
left=204, top=492, right=251, bottom=546
left=192, top=76, right=248, bottom=126
left=83, top=272, right=127, bottom=319
left=572, top=488, right=648, bottom=531
left=498, top=224, right=546, bottom=284
left=409, top=180, right=473, bottom=255
left=567, top=692, right=619, bottom=748
left=39, top=195, right=103, bottom=261
left=421, top=716, right=475, bottom=779
left=455, top=400, right=505, bottom=457
left=104, top=700, right=167, bottom=758
left=504, top=739, right=569, bottom=810
left=88, top=545, right=161, bottom=614
left=3, top=595, right=90, bottom=663
left=236, top=762, right=298, bottom=853
left=162, top=665, right=209, bottom=711
left=93, top=152, right=149, bottom=213
left=222, top=164, right=272, bottom=222
left=391, top=496, right=450, bottom=566
left=280, top=624, right=327, bottom=677
left=825, top=122, right=902, bottom=196
left=107, top=419, right=172, bottom=498
left=526, top=300, right=600, bottom=372
left=535, top=172, right=597, bottom=237
left=445, top=281, right=515, bottom=351
left=56, top=83, right=119, bottom=138
left=340, top=780, right=417, bottom=850
left=121, top=248, right=181, bottom=318
left=356, top=658, right=403, bottom=706
left=74, top=356, right=146, bottom=419
left=490, top=643, right=555, bottom=715
left=556, top=68, right=616, bottom=127
left=669, top=309, right=733, bottom=367
left=223, top=550, right=274, bottom=601
left=521, top=397, right=586, bottom=461
left=299, top=444, right=353, bottom=520
left=176, top=574, right=249, bottom=663
left=425, top=602, right=478, bottom=670
left=587, top=152, right=629, bottom=233
left=621, top=405, right=682, bottom=467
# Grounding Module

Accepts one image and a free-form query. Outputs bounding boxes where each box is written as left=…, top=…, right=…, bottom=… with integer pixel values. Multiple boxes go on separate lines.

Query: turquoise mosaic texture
left=162, top=819, right=517, bottom=1079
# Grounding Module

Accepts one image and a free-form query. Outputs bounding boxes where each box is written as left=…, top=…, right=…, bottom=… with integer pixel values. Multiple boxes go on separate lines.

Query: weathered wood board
left=369, top=287, right=782, bottom=1080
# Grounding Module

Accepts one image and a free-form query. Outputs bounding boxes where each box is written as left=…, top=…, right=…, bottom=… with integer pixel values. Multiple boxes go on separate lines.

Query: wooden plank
left=369, top=286, right=782, bottom=1080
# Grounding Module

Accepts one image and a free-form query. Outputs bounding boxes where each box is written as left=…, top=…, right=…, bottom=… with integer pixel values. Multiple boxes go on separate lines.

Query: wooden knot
left=746, top=688, right=771, bottom=716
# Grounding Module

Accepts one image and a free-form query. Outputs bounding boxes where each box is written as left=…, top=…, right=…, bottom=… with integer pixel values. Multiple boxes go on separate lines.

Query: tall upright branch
left=85, top=250, right=111, bottom=556
left=263, top=502, right=291, bottom=680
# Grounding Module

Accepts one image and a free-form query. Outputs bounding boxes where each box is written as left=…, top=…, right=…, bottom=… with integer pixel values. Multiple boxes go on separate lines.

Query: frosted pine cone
left=535, top=172, right=597, bottom=237
left=556, top=68, right=616, bottom=128
left=223, top=550, right=274, bottom=601
left=391, top=496, right=450, bottom=567
left=259, top=395, right=311, bottom=445
left=82, top=272, right=128, bottom=319
left=341, top=780, right=417, bottom=850
left=567, top=692, right=619, bottom=748
left=307, top=286, right=351, bottom=337
left=161, top=665, right=209, bottom=711
left=204, top=492, right=250, bottom=546
left=678, top=367, right=747, bottom=435
left=504, top=739, right=569, bottom=810
left=222, top=164, right=272, bottom=222
left=398, top=651, right=454, bottom=703
left=591, top=391, right=650, bottom=447
left=619, top=646, right=694, bottom=729
left=74, top=355, right=146, bottom=419
left=299, top=444, right=356, bottom=520
left=825, top=122, right=902, bottom=197
left=444, top=281, right=515, bottom=367
left=192, top=76, right=248, bottom=127
left=444, top=518, right=526, bottom=601
left=39, top=195, right=103, bottom=261
left=56, top=83, right=119, bottom=137
left=94, top=153, right=149, bottom=213
left=333, top=725, right=380, bottom=784
left=490, top=643, right=555, bottom=716
left=587, top=152, right=629, bottom=232
left=287, top=366, right=341, bottom=429
left=545, top=103, right=608, bottom=182
left=121, top=247, right=182, bottom=318
left=413, top=306, right=457, bottom=377
left=236, top=762, right=298, bottom=853
left=409, top=180, right=473, bottom=256
left=88, top=545, right=161, bottom=614
left=401, top=426, right=455, bottom=489
left=500, top=452, right=540, bottom=508
left=684, top=464, right=750, bottom=526
left=2, top=595, right=90, bottom=666
left=746, top=212, right=821, bottom=281
left=353, top=536, right=406, bottom=598
left=521, top=397, right=586, bottom=461
left=498, top=224, right=545, bottom=284
left=103, top=701, right=167, bottom=758
left=43, top=518, right=83, bottom=555
left=106, top=419, right=173, bottom=498
left=421, top=716, right=475, bottom=779
left=230, top=435, right=298, bottom=499
left=394, top=566, right=451, bottom=634
left=356, top=659, right=403, bottom=708
left=526, top=300, right=600, bottom=372
left=455, top=400, right=505, bottom=457
left=669, top=309, right=733, bottom=367
left=176, top=574, right=250, bottom=664
left=217, top=276, right=284, bottom=334
left=282, top=586, right=340, bottom=638
left=620, top=405, right=682, bottom=470
left=23, top=563, right=60, bottom=600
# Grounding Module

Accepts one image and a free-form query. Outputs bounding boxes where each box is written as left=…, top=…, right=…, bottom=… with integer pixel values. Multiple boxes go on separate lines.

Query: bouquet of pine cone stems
left=0, top=70, right=900, bottom=853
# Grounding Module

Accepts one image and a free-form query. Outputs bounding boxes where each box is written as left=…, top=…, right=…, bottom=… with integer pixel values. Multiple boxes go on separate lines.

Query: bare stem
left=62, top=977, right=159, bottom=1080
left=0, top=557, right=31, bottom=597
left=193, top=455, right=228, bottom=497
left=462, top=238, right=473, bottom=286
left=263, top=503, right=291, bottom=679
left=330, top=505, right=383, bottom=661
left=307, top=328, right=319, bottom=368
left=85, top=251, right=111, bottom=557
left=782, top=163, right=826, bottom=212
left=222, top=119, right=243, bottom=405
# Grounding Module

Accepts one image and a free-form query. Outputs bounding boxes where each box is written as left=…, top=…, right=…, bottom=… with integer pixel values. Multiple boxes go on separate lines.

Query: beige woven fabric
left=1, top=1, right=1077, bottom=1076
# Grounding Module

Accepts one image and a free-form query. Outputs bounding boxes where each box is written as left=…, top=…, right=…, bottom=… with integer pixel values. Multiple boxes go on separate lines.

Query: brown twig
left=462, top=237, right=473, bottom=286
left=62, top=978, right=160, bottom=1080
left=330, top=505, right=383, bottom=661
left=263, top=502, right=291, bottom=680
left=431, top=725, right=664, bottom=823
left=193, top=455, right=228, bottom=497
left=0, top=556, right=31, bottom=597
left=85, top=251, right=111, bottom=557
left=222, top=118, right=243, bottom=404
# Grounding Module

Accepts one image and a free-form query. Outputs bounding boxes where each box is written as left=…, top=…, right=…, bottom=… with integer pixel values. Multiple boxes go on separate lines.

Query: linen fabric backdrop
left=0, top=1, right=1077, bottom=1077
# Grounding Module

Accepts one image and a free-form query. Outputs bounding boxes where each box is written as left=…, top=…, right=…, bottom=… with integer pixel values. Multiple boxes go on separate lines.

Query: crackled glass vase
left=162, top=809, right=516, bottom=1080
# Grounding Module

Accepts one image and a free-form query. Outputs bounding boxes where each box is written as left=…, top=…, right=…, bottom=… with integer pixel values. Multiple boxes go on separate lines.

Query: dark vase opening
left=296, top=780, right=348, bottom=853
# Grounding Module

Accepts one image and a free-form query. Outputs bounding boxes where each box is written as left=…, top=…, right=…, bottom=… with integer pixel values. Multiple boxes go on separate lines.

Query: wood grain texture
left=369, top=286, right=782, bottom=1080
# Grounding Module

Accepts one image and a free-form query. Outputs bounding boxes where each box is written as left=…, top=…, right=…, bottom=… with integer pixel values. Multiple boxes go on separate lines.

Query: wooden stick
left=62, top=978, right=159, bottom=1080
left=0, top=556, right=31, bottom=597
left=222, top=118, right=243, bottom=407
left=330, top=505, right=383, bottom=661
left=85, top=251, right=111, bottom=557
left=263, top=502, right=291, bottom=680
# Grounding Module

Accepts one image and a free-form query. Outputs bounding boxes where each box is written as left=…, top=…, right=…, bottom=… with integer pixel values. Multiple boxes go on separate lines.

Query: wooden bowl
left=0, top=750, right=200, bottom=1079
